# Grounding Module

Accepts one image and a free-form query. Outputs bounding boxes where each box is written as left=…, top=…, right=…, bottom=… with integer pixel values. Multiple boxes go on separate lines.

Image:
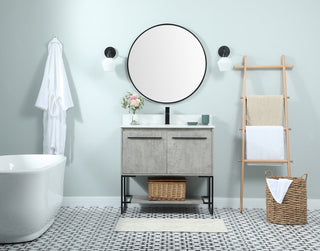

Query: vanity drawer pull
left=128, top=136, right=162, bottom=140
left=172, top=137, right=207, bottom=140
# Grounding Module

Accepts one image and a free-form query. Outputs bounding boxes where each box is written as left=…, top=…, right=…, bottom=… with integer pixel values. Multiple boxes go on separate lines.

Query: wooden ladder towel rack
left=234, top=55, right=293, bottom=213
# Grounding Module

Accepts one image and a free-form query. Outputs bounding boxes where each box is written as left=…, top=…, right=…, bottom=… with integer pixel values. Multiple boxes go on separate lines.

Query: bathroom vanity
left=120, top=115, right=214, bottom=214
left=122, top=24, right=212, bottom=214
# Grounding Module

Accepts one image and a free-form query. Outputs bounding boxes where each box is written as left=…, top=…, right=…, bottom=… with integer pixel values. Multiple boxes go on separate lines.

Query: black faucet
left=165, top=107, right=170, bottom=124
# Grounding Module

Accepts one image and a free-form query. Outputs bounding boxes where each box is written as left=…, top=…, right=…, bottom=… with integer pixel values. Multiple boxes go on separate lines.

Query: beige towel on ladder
left=247, top=95, right=284, bottom=126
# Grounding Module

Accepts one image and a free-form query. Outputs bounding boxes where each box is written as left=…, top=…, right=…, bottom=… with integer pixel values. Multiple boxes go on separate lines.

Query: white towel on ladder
left=246, top=126, right=284, bottom=166
left=35, top=38, right=74, bottom=155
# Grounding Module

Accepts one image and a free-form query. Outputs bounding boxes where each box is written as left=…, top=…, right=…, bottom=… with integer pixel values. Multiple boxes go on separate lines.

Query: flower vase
left=130, top=112, right=139, bottom=125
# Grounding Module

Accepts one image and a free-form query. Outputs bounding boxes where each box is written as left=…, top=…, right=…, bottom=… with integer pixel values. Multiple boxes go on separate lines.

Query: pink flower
left=130, top=99, right=140, bottom=107
left=129, top=94, right=138, bottom=101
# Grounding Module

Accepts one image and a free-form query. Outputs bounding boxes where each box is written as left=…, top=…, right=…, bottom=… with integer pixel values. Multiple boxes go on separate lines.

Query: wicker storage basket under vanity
left=265, top=170, right=307, bottom=225
left=148, top=177, right=186, bottom=201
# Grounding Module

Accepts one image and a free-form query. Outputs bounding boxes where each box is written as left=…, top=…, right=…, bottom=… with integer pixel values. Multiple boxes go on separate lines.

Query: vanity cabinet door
left=167, top=129, right=213, bottom=175
left=122, top=129, right=167, bottom=174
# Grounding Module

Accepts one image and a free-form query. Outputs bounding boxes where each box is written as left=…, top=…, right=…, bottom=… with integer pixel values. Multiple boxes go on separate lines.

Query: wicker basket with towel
left=265, top=170, right=307, bottom=225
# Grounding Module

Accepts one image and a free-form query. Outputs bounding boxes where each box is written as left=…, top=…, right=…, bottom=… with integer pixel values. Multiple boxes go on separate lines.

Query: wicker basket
left=148, top=177, right=186, bottom=201
left=265, top=170, right=307, bottom=225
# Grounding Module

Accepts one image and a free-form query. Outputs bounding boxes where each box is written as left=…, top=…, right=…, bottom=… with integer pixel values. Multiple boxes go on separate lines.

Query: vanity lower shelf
left=121, top=176, right=214, bottom=214
left=130, top=195, right=208, bottom=205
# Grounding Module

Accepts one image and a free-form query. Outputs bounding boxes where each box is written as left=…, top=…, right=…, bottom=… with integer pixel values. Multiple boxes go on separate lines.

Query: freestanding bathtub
left=0, top=154, right=66, bottom=243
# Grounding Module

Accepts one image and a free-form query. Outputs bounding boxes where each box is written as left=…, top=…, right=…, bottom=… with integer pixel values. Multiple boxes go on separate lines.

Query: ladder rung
left=240, top=96, right=290, bottom=99
left=234, top=65, right=294, bottom=69
left=238, top=160, right=293, bottom=163
left=239, top=128, right=291, bottom=131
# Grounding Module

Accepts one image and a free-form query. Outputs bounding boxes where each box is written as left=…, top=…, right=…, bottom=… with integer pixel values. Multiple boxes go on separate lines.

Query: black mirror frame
left=127, top=23, right=207, bottom=104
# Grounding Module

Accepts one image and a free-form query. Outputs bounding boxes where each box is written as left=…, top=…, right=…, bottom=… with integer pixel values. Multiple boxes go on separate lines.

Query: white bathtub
left=0, top=154, right=66, bottom=243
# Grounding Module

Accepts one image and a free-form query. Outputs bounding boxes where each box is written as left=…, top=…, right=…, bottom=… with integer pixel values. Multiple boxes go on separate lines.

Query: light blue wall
left=0, top=0, right=319, bottom=200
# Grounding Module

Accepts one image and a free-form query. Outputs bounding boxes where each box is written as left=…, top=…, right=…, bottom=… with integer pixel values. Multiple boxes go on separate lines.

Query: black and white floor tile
left=0, top=206, right=319, bottom=250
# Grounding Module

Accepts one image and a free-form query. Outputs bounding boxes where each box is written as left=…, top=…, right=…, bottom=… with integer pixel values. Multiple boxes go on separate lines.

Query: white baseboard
left=62, top=196, right=120, bottom=207
left=216, top=197, right=266, bottom=209
left=62, top=196, right=320, bottom=210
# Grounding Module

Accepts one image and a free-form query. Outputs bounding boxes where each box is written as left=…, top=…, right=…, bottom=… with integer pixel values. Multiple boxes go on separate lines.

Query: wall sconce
left=217, top=46, right=233, bottom=71
left=102, top=47, right=117, bottom=71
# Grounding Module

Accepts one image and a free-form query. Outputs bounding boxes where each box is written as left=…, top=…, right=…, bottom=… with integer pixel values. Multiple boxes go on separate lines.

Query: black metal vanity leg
left=209, top=176, right=214, bottom=215
left=211, top=176, right=214, bottom=213
left=207, top=176, right=211, bottom=213
left=121, top=175, right=124, bottom=214
left=124, top=176, right=127, bottom=211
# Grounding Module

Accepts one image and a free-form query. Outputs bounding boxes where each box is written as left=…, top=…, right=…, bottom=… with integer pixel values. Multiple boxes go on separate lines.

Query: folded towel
left=246, top=126, right=284, bottom=165
left=267, top=178, right=293, bottom=203
left=247, top=95, right=283, bottom=126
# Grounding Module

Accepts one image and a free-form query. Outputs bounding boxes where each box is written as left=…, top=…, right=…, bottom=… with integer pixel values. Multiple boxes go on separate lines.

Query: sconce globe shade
left=102, top=57, right=116, bottom=71
left=104, top=47, right=116, bottom=58
left=217, top=57, right=233, bottom=71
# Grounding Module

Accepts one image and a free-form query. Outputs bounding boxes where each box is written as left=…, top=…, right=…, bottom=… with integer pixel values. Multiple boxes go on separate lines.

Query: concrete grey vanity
left=120, top=114, right=214, bottom=214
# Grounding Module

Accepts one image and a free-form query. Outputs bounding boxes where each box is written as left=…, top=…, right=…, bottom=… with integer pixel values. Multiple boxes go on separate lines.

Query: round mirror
left=127, top=24, right=207, bottom=104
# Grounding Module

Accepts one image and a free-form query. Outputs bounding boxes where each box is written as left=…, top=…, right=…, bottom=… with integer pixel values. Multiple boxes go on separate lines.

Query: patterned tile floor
left=0, top=206, right=319, bottom=251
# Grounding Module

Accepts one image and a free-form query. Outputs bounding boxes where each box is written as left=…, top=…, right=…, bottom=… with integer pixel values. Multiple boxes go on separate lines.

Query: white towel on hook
left=35, top=38, right=74, bottom=155
left=266, top=178, right=293, bottom=204
left=246, top=126, right=284, bottom=166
